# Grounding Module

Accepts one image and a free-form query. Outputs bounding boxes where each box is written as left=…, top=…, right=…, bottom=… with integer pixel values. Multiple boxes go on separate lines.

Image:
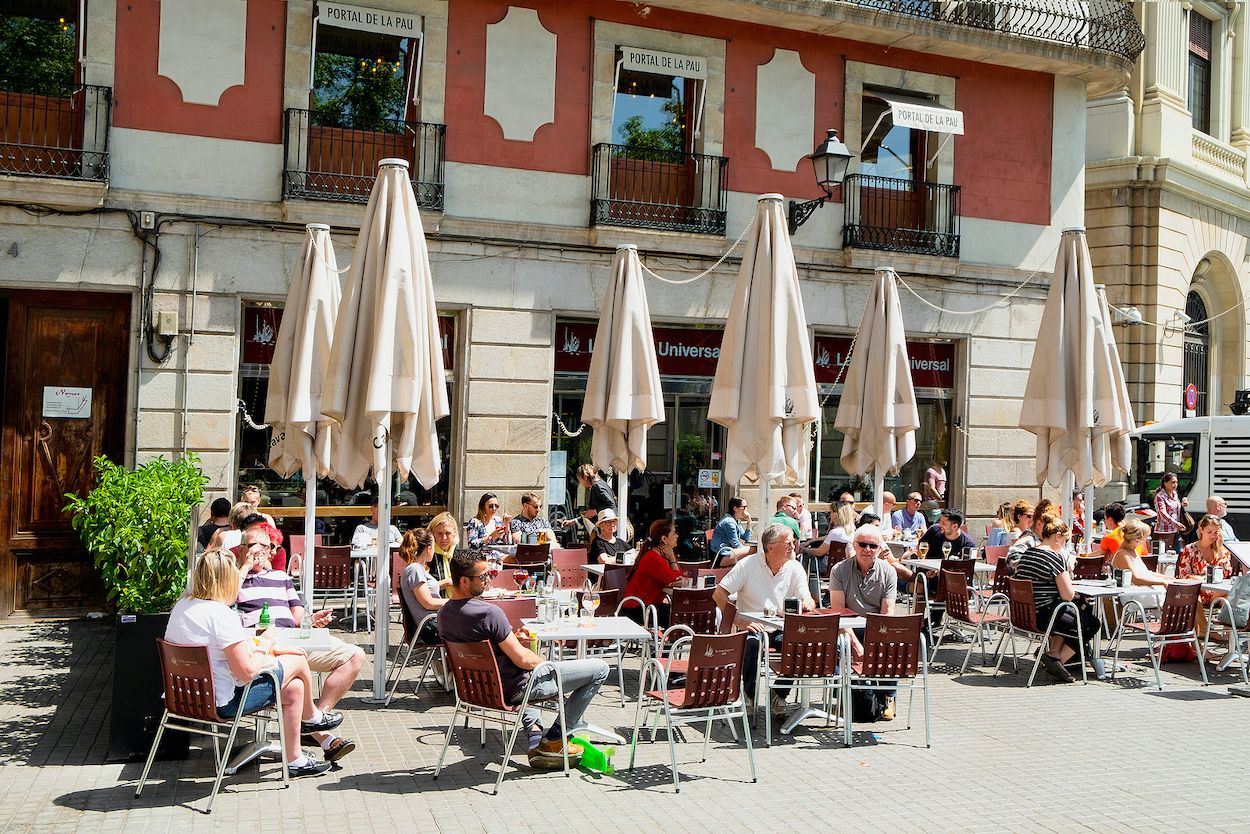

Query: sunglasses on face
left=854, top=541, right=880, bottom=550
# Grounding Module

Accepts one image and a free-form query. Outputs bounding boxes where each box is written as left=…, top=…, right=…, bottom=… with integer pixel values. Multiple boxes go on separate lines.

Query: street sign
left=1185, top=383, right=1198, bottom=411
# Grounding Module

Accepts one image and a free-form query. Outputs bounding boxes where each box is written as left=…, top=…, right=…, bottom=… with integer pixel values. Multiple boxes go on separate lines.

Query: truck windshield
left=1134, top=434, right=1199, bottom=500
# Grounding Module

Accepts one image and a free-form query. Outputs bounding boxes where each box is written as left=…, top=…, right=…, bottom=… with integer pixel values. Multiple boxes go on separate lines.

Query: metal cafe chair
left=629, top=631, right=755, bottom=793
left=385, top=602, right=444, bottom=706
left=136, top=640, right=288, bottom=814
left=842, top=613, right=932, bottom=748
left=937, top=569, right=1009, bottom=675
left=1073, top=554, right=1110, bottom=580
left=993, top=577, right=1088, bottom=687
left=433, top=640, right=570, bottom=795
left=1204, top=596, right=1250, bottom=685
left=1112, top=580, right=1208, bottom=690
left=310, top=547, right=353, bottom=619
left=759, top=612, right=842, bottom=747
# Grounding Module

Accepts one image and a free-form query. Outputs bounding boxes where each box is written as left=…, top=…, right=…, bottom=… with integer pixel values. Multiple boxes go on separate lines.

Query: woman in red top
left=621, top=519, right=684, bottom=628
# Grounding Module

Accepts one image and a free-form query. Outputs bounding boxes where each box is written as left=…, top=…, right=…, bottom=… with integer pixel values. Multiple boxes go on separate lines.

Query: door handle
left=35, top=420, right=67, bottom=499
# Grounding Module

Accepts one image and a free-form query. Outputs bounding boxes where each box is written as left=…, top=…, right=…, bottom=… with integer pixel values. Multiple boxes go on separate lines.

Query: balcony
left=842, top=174, right=961, bottom=259
left=841, top=1, right=1145, bottom=61
left=0, top=77, right=110, bottom=181
left=283, top=108, right=445, bottom=209
left=591, top=143, right=728, bottom=236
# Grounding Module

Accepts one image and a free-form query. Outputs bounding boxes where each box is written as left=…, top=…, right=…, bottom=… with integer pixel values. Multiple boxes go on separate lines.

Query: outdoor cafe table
left=735, top=609, right=864, bottom=735
left=520, top=615, right=651, bottom=744
left=1071, top=580, right=1165, bottom=672
left=225, top=626, right=336, bottom=774
left=902, top=558, right=996, bottom=576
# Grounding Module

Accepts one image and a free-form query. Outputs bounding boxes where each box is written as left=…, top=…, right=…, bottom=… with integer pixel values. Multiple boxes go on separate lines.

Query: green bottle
left=569, top=736, right=614, bottom=774
left=257, top=602, right=271, bottom=636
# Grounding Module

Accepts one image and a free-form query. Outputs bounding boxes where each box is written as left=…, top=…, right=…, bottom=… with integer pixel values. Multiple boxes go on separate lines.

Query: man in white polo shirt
left=713, top=523, right=814, bottom=714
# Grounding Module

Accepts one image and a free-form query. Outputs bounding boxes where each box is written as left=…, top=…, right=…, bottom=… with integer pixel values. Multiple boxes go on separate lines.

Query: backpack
left=850, top=688, right=886, bottom=722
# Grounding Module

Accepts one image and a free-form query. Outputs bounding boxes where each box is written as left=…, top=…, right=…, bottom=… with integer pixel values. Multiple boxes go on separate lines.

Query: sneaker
left=769, top=693, right=792, bottom=716
left=1040, top=653, right=1075, bottom=683
left=287, top=757, right=332, bottom=778
left=527, top=738, right=582, bottom=770
left=881, top=696, right=896, bottom=721
left=300, top=711, right=344, bottom=736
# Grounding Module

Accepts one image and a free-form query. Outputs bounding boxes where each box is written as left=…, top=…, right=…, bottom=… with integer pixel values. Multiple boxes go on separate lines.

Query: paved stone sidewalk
left=2, top=618, right=1249, bottom=834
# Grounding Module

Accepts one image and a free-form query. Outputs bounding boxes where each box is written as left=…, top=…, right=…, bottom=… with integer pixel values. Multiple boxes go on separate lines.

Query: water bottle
left=300, top=610, right=313, bottom=640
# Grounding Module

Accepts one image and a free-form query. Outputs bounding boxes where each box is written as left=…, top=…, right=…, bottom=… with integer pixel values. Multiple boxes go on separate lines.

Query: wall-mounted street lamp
left=787, top=129, right=855, bottom=235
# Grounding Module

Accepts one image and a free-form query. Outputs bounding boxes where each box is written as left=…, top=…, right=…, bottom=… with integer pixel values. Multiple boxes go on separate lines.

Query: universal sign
left=319, top=2, right=419, bottom=37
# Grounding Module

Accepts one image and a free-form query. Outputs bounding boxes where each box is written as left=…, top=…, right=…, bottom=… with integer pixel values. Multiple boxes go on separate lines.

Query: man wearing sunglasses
left=233, top=522, right=363, bottom=763
left=828, top=525, right=898, bottom=719
left=438, top=551, right=608, bottom=770
left=892, top=493, right=927, bottom=539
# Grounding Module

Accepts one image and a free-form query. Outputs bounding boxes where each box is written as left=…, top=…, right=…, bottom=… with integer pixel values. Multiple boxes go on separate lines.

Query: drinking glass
left=586, top=590, right=601, bottom=616
left=512, top=569, right=529, bottom=591
left=942, top=542, right=952, bottom=559
left=917, top=542, right=929, bottom=559
left=963, top=546, right=976, bottom=560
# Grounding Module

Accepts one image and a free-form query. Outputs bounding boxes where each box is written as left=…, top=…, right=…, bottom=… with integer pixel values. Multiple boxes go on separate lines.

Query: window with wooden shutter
left=1188, top=12, right=1213, bottom=134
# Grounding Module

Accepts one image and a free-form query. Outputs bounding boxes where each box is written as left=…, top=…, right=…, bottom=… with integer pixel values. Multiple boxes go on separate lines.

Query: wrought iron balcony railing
left=283, top=108, right=445, bottom=208
left=841, top=0, right=1145, bottom=61
left=842, top=174, right=961, bottom=258
left=591, top=143, right=728, bottom=236
left=0, top=77, right=111, bottom=181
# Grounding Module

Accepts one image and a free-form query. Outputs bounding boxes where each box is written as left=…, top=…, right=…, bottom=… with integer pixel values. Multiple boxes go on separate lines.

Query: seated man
left=891, top=493, right=927, bottom=539
left=913, top=508, right=977, bottom=560
left=509, top=491, right=554, bottom=545
left=351, top=500, right=402, bottom=550
left=438, top=551, right=608, bottom=769
left=710, top=497, right=753, bottom=567
left=235, top=523, right=363, bottom=763
left=769, top=496, right=802, bottom=539
left=241, top=484, right=276, bottom=526
left=878, top=492, right=898, bottom=541
left=828, top=524, right=898, bottom=720
left=1206, top=495, right=1238, bottom=544
left=197, top=497, right=232, bottom=549
left=1099, top=502, right=1146, bottom=558
left=712, top=523, right=814, bottom=715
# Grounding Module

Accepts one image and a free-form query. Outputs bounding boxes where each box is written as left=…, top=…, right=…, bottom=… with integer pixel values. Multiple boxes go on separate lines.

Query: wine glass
left=917, top=542, right=929, bottom=559
left=512, top=569, right=529, bottom=592
left=942, top=541, right=952, bottom=559
left=586, top=590, right=601, bottom=616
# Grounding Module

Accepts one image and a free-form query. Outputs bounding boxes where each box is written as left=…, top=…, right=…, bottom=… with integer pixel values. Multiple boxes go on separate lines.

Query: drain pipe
left=181, top=224, right=202, bottom=454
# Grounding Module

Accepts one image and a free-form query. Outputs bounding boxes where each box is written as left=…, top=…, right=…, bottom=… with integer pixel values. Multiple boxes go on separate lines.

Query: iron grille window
left=1184, top=291, right=1210, bottom=416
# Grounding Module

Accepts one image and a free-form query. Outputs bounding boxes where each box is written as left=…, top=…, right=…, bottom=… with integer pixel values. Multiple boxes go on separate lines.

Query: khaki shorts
left=305, top=635, right=361, bottom=673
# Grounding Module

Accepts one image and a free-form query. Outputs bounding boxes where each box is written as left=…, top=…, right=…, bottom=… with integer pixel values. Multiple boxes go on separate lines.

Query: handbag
left=1217, top=573, right=1250, bottom=629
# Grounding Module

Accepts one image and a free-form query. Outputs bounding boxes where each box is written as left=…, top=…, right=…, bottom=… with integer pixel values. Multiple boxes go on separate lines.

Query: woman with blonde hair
left=1114, top=519, right=1172, bottom=589
left=426, top=511, right=463, bottom=596
left=164, top=550, right=335, bottom=777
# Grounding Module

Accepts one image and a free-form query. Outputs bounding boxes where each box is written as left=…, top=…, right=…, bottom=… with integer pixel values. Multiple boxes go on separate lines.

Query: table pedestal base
left=224, top=739, right=281, bottom=775
left=780, top=704, right=835, bottom=735
left=567, top=721, right=626, bottom=745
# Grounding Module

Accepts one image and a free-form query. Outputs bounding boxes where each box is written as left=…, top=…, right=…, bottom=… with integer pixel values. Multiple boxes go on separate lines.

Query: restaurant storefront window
left=235, top=303, right=457, bottom=543
left=553, top=320, right=726, bottom=548
left=809, top=335, right=956, bottom=506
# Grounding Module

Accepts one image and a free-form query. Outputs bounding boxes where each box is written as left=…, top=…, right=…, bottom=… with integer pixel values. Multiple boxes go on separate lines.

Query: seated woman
left=1113, top=519, right=1172, bottom=590
left=986, top=501, right=1015, bottom=547
left=1013, top=517, right=1100, bottom=683
left=427, top=511, right=464, bottom=595
left=1008, top=499, right=1049, bottom=558
left=587, top=509, right=627, bottom=565
left=1177, top=515, right=1233, bottom=644
left=398, top=528, right=448, bottom=686
left=164, top=549, right=337, bottom=778
left=621, top=519, right=685, bottom=628
left=465, top=492, right=512, bottom=551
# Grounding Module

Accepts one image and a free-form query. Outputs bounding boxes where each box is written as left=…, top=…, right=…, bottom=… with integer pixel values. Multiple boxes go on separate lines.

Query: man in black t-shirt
left=437, top=551, right=608, bottom=770
left=914, top=509, right=978, bottom=559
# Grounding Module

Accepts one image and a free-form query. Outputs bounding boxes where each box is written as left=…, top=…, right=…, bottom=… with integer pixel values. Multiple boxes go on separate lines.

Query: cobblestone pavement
left=3, top=616, right=1249, bottom=834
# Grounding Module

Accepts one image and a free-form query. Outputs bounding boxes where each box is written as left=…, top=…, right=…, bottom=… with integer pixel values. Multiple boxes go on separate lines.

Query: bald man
left=1207, top=495, right=1238, bottom=544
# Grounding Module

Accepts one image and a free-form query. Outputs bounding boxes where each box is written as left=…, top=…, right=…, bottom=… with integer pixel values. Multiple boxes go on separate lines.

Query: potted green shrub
left=64, top=453, right=208, bottom=761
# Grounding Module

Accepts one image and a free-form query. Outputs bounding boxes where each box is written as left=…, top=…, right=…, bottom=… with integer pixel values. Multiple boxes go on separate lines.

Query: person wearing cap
left=587, top=508, right=628, bottom=565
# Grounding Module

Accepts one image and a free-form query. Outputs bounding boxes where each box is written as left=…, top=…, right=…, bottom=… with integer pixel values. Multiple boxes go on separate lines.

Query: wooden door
left=0, top=291, right=130, bottom=617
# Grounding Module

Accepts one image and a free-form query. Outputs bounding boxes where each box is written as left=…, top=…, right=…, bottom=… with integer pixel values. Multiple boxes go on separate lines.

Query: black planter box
left=106, top=612, right=189, bottom=762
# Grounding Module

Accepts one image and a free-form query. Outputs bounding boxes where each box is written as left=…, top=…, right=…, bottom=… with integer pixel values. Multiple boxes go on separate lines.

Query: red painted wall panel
left=446, top=0, right=1054, bottom=225
left=113, top=0, right=286, bottom=144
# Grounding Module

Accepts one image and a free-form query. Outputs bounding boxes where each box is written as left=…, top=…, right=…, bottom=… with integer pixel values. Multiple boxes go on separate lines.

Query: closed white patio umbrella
left=265, top=223, right=342, bottom=609
left=581, top=245, right=664, bottom=527
left=710, top=194, right=819, bottom=521
left=832, top=267, right=919, bottom=519
left=324, top=159, right=450, bottom=699
left=1021, top=227, right=1135, bottom=521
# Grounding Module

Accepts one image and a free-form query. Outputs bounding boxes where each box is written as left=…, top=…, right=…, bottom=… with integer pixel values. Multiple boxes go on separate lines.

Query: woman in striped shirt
left=1013, top=516, right=1099, bottom=683
left=1152, top=471, right=1187, bottom=552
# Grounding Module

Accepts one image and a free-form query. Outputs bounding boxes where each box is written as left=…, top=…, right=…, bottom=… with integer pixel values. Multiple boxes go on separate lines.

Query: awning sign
left=870, top=91, right=964, bottom=135
left=319, top=2, right=420, bottom=37
left=621, top=46, right=706, bottom=80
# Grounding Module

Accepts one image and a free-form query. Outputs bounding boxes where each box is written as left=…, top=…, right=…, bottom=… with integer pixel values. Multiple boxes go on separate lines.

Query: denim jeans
left=513, top=658, right=610, bottom=741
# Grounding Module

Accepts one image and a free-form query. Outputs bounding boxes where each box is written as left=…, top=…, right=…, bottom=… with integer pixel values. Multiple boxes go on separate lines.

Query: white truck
left=1128, top=416, right=1250, bottom=540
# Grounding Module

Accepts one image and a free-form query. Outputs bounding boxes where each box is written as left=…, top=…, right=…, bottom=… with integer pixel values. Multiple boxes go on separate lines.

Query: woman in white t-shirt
left=165, top=549, right=334, bottom=778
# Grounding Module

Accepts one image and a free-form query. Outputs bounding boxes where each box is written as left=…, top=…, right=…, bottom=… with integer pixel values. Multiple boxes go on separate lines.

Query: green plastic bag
left=569, top=736, right=615, bottom=774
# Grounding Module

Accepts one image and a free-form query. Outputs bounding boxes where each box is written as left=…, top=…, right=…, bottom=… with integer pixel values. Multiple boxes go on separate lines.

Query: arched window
left=1184, top=291, right=1210, bottom=415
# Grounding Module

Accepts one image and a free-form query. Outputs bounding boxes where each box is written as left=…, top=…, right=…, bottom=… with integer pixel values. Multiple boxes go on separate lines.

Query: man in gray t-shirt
left=828, top=525, right=897, bottom=650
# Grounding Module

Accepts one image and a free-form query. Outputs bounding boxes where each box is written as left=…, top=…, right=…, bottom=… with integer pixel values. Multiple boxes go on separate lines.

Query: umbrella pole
left=617, top=470, right=627, bottom=539
left=761, top=482, right=771, bottom=541
left=301, top=442, right=317, bottom=611
left=1083, top=484, right=1095, bottom=548
left=1062, top=470, right=1075, bottom=529
left=873, top=466, right=884, bottom=520
left=372, top=443, right=392, bottom=701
